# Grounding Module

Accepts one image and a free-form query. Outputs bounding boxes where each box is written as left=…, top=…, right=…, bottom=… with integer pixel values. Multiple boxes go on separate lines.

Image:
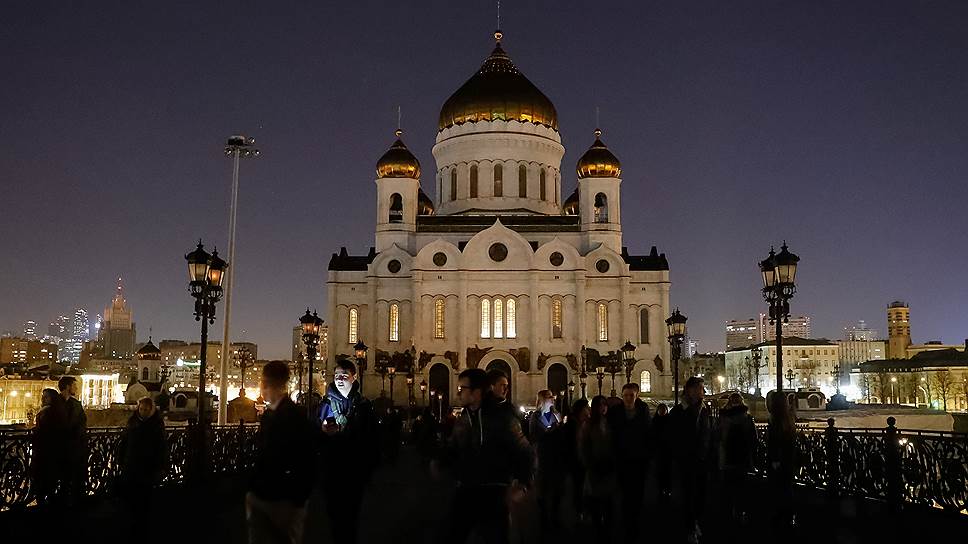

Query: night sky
left=2, top=1, right=966, bottom=359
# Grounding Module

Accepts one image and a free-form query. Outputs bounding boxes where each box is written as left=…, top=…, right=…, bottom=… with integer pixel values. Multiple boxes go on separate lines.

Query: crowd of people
left=27, top=360, right=800, bottom=544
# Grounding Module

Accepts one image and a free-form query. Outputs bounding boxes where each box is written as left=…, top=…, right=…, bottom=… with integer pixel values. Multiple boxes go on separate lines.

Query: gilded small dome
left=562, top=188, right=579, bottom=215
left=376, top=130, right=421, bottom=179
left=438, top=32, right=558, bottom=131
left=576, top=129, right=621, bottom=178
left=417, top=188, right=435, bottom=215
left=137, top=337, right=161, bottom=360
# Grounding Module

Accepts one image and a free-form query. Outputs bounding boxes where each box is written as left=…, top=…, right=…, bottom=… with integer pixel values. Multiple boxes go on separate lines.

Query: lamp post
left=300, top=308, right=323, bottom=421
left=233, top=344, right=253, bottom=397
left=786, top=368, right=796, bottom=390
left=890, top=376, right=898, bottom=404
left=420, top=379, right=427, bottom=406
left=621, top=340, right=637, bottom=386
left=666, top=308, right=687, bottom=405
left=605, top=351, right=622, bottom=397
left=751, top=346, right=763, bottom=397
left=830, top=362, right=842, bottom=395
left=579, top=345, right=588, bottom=399
left=759, top=243, right=800, bottom=392
left=354, top=340, right=368, bottom=393
left=185, top=241, right=228, bottom=473
left=595, top=366, right=606, bottom=396
left=388, top=366, right=397, bottom=406
left=217, top=135, right=259, bottom=425
left=406, top=373, right=415, bottom=407
left=567, top=380, right=575, bottom=408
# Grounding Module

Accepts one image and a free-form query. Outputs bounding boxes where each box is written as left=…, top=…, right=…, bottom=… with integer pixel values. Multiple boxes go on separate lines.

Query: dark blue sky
left=2, top=1, right=966, bottom=359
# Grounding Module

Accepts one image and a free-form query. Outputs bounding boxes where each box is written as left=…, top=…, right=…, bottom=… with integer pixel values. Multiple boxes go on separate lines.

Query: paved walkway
left=3, top=446, right=966, bottom=543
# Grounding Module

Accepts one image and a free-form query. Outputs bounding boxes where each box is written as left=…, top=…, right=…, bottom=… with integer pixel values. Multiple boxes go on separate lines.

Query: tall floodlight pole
left=217, top=135, right=259, bottom=425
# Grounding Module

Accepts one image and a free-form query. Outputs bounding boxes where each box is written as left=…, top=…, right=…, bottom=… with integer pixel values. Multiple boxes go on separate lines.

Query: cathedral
left=326, top=31, right=671, bottom=407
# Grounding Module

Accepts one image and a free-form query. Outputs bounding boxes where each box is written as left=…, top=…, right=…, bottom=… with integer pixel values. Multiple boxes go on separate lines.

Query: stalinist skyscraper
left=96, top=277, right=136, bottom=359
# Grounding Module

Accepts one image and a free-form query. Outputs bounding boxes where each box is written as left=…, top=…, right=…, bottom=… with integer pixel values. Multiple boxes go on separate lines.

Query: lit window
left=598, top=303, right=608, bottom=342
left=640, top=370, right=652, bottom=393
left=348, top=308, right=359, bottom=344
left=552, top=299, right=563, bottom=339
left=506, top=298, right=516, bottom=339
left=481, top=299, right=491, bottom=338
left=389, top=303, right=399, bottom=342
left=494, top=298, right=504, bottom=338
left=434, top=299, right=445, bottom=339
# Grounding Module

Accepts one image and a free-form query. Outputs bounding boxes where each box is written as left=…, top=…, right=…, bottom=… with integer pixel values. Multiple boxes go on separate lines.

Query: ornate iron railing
left=753, top=417, right=968, bottom=515
left=0, top=422, right=258, bottom=511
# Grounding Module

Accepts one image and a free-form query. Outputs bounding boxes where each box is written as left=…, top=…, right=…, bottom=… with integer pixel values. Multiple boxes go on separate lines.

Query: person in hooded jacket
left=317, top=358, right=378, bottom=544
left=31, top=388, right=68, bottom=506
left=607, top=383, right=651, bottom=540
left=118, top=397, right=168, bottom=529
left=718, top=392, right=756, bottom=523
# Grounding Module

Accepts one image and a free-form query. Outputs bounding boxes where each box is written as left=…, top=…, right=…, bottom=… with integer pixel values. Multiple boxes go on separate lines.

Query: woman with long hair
left=31, top=388, right=68, bottom=506
left=767, top=391, right=798, bottom=529
left=578, top=395, right=615, bottom=542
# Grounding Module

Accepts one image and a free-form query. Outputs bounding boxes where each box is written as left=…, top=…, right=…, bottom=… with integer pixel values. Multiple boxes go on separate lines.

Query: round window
left=387, top=259, right=401, bottom=273
left=549, top=252, right=564, bottom=267
left=596, top=259, right=610, bottom=273
left=488, top=243, right=508, bottom=262
left=433, top=252, right=448, bottom=266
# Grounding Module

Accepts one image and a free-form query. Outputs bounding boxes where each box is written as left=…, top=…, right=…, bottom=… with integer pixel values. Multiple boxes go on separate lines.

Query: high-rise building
left=96, top=277, right=136, bottom=359
left=837, top=339, right=886, bottom=365
left=844, top=320, right=878, bottom=341
left=63, top=309, right=90, bottom=364
left=683, top=335, right=698, bottom=359
left=761, top=314, right=811, bottom=342
left=22, top=320, right=37, bottom=340
left=886, top=301, right=911, bottom=359
left=0, top=337, right=58, bottom=366
left=292, top=324, right=328, bottom=368
left=46, top=315, right=72, bottom=360
left=725, top=319, right=762, bottom=350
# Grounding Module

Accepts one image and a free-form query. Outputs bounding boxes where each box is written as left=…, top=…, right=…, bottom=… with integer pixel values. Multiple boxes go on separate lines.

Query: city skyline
left=2, top=2, right=967, bottom=360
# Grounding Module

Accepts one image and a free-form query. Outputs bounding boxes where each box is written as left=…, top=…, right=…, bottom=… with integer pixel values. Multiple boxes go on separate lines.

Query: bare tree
left=932, top=370, right=954, bottom=411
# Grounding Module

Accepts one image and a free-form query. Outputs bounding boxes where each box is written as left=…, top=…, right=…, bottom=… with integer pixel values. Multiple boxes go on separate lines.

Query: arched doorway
left=486, top=359, right=513, bottom=403
left=428, top=363, right=450, bottom=410
left=547, top=362, right=568, bottom=411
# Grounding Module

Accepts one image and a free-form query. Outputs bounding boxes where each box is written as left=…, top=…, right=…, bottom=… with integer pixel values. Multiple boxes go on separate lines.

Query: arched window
left=594, top=193, right=608, bottom=223
left=518, top=164, right=527, bottom=197
left=388, top=303, right=400, bottom=342
left=470, top=165, right=478, bottom=198
left=539, top=169, right=547, bottom=201
left=597, top=303, right=608, bottom=342
left=552, top=299, right=563, bottom=339
left=450, top=169, right=457, bottom=201
left=493, top=163, right=503, bottom=197
left=506, top=298, right=516, bottom=339
left=640, top=370, right=652, bottom=393
left=141, top=367, right=149, bottom=381
left=348, top=308, right=359, bottom=344
left=389, top=193, right=403, bottom=223
left=639, top=308, right=650, bottom=344
left=494, top=298, right=504, bottom=338
left=434, top=299, right=445, bottom=339
left=480, top=299, right=491, bottom=338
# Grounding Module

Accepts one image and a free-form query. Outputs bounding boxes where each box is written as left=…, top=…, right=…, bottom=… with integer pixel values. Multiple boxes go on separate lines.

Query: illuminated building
left=327, top=31, right=671, bottom=404
left=96, top=277, right=136, bottom=359
left=79, top=372, right=122, bottom=409
left=64, top=308, right=90, bottom=364
left=887, top=301, right=912, bottom=359
left=0, top=337, right=59, bottom=366
left=22, top=320, right=37, bottom=340
left=0, top=377, right=56, bottom=424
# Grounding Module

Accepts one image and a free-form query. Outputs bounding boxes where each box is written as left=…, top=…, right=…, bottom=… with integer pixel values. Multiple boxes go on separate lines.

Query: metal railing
left=0, top=422, right=259, bottom=511
left=753, top=417, right=968, bottom=514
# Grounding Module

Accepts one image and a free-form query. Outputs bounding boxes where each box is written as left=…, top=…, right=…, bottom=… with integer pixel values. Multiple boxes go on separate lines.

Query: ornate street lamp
left=420, top=379, right=428, bottom=406
left=595, top=365, right=606, bottom=396
left=666, top=308, right=687, bottom=405
left=760, top=242, right=799, bottom=392
left=621, top=340, right=637, bottom=386
left=567, top=380, right=575, bottom=408
left=185, top=241, right=228, bottom=473
left=786, top=368, right=796, bottom=390
left=388, top=366, right=397, bottom=406
left=233, top=344, right=253, bottom=397
left=750, top=346, right=763, bottom=397
left=406, top=373, right=415, bottom=406
left=300, top=308, right=323, bottom=420
left=354, top=339, right=368, bottom=391
left=579, top=345, right=588, bottom=399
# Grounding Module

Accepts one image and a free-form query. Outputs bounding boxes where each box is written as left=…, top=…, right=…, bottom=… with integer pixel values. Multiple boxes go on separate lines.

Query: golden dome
left=417, top=188, right=435, bottom=215
left=438, top=32, right=558, bottom=131
left=576, top=129, right=621, bottom=178
left=562, top=188, right=579, bottom=215
left=376, top=130, right=421, bottom=179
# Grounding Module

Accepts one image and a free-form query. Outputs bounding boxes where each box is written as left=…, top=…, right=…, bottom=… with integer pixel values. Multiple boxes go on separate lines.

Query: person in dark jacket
left=317, top=358, right=378, bottom=544
left=59, top=376, right=87, bottom=505
left=31, top=388, right=68, bottom=506
left=651, top=403, right=672, bottom=500
left=607, top=383, right=651, bottom=540
left=436, top=368, right=534, bottom=544
left=119, top=397, right=168, bottom=528
left=579, top=395, right=616, bottom=543
left=247, top=361, right=316, bottom=544
left=562, top=398, right=590, bottom=522
left=670, top=376, right=714, bottom=544
left=529, top=389, right=563, bottom=537
left=718, top=392, right=756, bottom=523
left=767, top=391, right=797, bottom=530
